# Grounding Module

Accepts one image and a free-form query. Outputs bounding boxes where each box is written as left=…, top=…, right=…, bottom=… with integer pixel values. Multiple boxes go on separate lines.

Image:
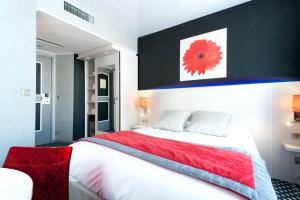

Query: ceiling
left=37, top=11, right=110, bottom=54
left=138, top=0, right=251, bottom=36
left=36, top=0, right=251, bottom=53
left=64, top=0, right=251, bottom=37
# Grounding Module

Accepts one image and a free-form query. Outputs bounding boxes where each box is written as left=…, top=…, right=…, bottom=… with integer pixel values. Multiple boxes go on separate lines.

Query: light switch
left=21, top=88, right=31, bottom=96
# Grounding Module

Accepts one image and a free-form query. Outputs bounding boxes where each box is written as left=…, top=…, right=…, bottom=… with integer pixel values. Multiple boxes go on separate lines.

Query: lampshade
left=138, top=97, right=148, bottom=109
left=292, top=95, right=300, bottom=112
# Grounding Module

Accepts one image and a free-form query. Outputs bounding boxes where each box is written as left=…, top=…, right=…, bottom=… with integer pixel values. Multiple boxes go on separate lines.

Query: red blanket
left=93, top=131, right=255, bottom=188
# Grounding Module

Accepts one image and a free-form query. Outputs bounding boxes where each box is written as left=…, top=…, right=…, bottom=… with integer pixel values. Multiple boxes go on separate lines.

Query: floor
left=272, top=179, right=300, bottom=200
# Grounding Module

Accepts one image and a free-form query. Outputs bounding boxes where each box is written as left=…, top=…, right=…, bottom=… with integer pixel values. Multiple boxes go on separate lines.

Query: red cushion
left=3, top=146, right=72, bottom=200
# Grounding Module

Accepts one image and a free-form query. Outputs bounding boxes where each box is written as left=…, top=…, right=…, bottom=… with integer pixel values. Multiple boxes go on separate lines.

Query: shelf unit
left=85, top=59, right=96, bottom=137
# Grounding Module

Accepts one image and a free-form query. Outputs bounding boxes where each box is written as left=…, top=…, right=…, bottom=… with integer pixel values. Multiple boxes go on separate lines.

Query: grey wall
left=55, top=54, right=74, bottom=142
left=0, top=0, right=36, bottom=165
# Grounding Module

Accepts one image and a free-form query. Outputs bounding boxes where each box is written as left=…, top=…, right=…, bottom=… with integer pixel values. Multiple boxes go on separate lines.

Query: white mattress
left=69, top=125, right=259, bottom=200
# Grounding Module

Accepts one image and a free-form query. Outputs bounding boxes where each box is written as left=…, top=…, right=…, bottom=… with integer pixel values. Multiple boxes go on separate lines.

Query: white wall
left=271, top=82, right=300, bottom=183
left=118, top=48, right=138, bottom=130
left=138, top=81, right=300, bottom=181
left=55, top=54, right=74, bottom=142
left=0, top=0, right=36, bottom=164
left=36, top=0, right=138, bottom=51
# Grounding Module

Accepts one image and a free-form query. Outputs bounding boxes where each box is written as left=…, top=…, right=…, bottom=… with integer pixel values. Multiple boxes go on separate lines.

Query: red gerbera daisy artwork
left=183, top=39, right=222, bottom=75
left=180, top=28, right=227, bottom=81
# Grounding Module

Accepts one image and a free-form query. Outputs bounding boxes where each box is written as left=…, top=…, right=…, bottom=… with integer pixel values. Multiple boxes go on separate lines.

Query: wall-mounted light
left=138, top=97, right=149, bottom=124
left=292, top=95, right=300, bottom=121
left=139, top=97, right=148, bottom=113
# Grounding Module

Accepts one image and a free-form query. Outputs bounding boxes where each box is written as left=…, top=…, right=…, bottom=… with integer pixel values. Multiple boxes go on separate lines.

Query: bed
left=69, top=124, right=275, bottom=200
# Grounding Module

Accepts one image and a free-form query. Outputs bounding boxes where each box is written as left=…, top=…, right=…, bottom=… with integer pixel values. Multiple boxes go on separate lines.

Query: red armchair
left=3, top=146, right=73, bottom=200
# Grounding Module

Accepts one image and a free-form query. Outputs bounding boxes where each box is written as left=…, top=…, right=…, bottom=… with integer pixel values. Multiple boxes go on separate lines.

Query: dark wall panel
left=73, top=55, right=85, bottom=140
left=36, top=63, right=41, bottom=94
left=138, top=0, right=300, bottom=90
left=98, top=73, right=109, bottom=97
left=35, top=103, right=41, bottom=131
left=98, top=102, right=109, bottom=121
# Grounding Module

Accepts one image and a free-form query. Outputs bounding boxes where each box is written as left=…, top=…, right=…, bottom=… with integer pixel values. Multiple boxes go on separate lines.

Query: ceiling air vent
left=64, top=1, right=94, bottom=24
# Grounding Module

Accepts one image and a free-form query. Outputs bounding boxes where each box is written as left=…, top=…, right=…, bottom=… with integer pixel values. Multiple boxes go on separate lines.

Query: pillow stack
left=154, top=110, right=231, bottom=136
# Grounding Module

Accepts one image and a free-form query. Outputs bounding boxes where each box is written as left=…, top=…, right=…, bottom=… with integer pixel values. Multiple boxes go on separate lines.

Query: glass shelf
left=283, top=142, right=300, bottom=153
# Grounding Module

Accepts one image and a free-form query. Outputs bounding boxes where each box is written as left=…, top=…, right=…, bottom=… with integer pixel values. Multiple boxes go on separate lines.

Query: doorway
left=36, top=11, right=121, bottom=142
left=35, top=55, right=52, bottom=145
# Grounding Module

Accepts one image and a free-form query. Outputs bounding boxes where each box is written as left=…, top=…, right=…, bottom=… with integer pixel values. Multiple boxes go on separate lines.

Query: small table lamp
left=292, top=95, right=300, bottom=121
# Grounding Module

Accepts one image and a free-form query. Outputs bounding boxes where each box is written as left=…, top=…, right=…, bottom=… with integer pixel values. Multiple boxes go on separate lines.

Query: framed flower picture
left=180, top=28, right=227, bottom=81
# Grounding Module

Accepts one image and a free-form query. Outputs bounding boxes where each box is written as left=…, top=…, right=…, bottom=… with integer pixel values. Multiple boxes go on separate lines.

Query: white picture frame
left=180, top=28, right=227, bottom=81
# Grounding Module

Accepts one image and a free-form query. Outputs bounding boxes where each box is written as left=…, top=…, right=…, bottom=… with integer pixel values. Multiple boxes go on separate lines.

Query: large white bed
left=69, top=125, right=260, bottom=200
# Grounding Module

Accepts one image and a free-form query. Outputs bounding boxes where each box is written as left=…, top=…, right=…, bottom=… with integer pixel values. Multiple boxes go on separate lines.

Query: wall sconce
left=292, top=95, right=300, bottom=121
left=138, top=97, right=149, bottom=124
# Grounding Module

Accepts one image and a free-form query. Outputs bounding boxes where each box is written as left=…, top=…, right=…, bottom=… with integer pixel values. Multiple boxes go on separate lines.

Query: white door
left=96, top=65, right=120, bottom=132
left=35, top=56, right=52, bottom=145
left=97, top=72, right=111, bottom=131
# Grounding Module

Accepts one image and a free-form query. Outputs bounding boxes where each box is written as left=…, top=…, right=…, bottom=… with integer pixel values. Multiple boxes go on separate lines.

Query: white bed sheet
left=69, top=176, right=103, bottom=200
left=70, top=125, right=259, bottom=200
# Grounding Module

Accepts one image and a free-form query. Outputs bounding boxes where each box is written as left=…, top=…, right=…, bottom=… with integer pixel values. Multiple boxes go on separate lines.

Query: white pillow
left=186, top=111, right=231, bottom=137
left=154, top=110, right=191, bottom=132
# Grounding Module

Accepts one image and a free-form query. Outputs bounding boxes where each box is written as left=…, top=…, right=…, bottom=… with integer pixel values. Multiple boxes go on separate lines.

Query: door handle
left=113, top=97, right=118, bottom=105
left=37, top=95, right=43, bottom=102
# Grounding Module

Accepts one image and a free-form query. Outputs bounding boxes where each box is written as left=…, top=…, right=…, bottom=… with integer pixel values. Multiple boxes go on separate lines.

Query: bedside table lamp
left=138, top=97, right=149, bottom=124
left=292, top=95, right=300, bottom=121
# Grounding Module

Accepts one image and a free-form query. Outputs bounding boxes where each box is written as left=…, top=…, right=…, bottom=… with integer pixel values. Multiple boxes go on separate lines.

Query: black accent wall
left=138, top=0, right=300, bottom=90
left=73, top=55, right=85, bottom=140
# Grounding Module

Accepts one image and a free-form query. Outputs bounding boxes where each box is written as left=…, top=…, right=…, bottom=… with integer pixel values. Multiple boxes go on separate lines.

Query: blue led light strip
left=151, top=78, right=300, bottom=90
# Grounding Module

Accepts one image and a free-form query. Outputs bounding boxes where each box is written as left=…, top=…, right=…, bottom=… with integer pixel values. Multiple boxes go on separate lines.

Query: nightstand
left=131, top=124, right=149, bottom=130
left=95, top=130, right=108, bottom=135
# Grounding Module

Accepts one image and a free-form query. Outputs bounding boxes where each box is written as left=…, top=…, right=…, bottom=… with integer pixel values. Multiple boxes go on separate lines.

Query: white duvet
left=70, top=125, right=259, bottom=200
